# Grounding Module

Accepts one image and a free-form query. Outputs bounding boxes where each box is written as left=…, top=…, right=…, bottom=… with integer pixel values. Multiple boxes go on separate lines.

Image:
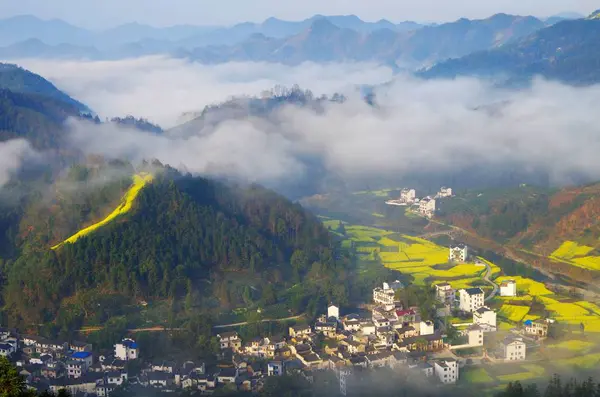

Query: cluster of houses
left=206, top=292, right=464, bottom=397
left=0, top=330, right=138, bottom=397
left=385, top=187, right=453, bottom=219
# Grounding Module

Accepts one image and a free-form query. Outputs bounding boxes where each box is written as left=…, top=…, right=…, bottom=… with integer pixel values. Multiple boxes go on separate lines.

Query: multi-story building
left=459, top=288, right=485, bottom=313
left=437, top=187, right=453, bottom=198
left=400, top=189, right=417, bottom=203
left=503, top=336, right=526, bottom=361
left=267, top=360, right=285, bottom=376
left=114, top=338, right=138, bottom=361
left=500, top=280, right=517, bottom=297
left=473, top=306, right=497, bottom=330
left=419, top=198, right=436, bottom=218
left=524, top=319, right=549, bottom=337
left=216, top=331, right=242, bottom=352
left=434, top=283, right=455, bottom=305
left=466, top=324, right=484, bottom=346
left=449, top=244, right=468, bottom=262
left=434, top=359, right=459, bottom=384
left=373, top=281, right=403, bottom=310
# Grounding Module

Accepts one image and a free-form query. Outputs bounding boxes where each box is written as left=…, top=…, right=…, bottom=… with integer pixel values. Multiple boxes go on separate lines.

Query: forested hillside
left=0, top=63, right=88, bottom=111
left=1, top=162, right=345, bottom=327
left=0, top=89, right=82, bottom=149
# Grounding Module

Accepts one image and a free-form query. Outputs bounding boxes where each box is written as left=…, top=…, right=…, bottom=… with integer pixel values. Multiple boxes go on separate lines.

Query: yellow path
left=51, top=172, right=153, bottom=249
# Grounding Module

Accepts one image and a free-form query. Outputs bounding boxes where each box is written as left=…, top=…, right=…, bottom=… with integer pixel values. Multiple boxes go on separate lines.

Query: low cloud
left=0, top=139, right=35, bottom=188
left=8, top=56, right=600, bottom=192
left=64, top=70, right=600, bottom=190
left=15, top=56, right=394, bottom=128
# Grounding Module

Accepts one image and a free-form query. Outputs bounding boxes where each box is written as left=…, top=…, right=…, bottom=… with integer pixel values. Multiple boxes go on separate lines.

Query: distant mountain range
left=0, top=13, right=558, bottom=68
left=420, top=17, right=600, bottom=84
left=0, top=14, right=423, bottom=49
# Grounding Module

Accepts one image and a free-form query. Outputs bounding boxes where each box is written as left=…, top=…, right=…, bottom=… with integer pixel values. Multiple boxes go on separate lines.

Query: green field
left=463, top=367, right=494, bottom=383
left=52, top=172, right=153, bottom=249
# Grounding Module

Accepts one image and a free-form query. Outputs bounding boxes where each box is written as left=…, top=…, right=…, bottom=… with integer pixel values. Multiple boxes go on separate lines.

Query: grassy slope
left=51, top=172, right=153, bottom=249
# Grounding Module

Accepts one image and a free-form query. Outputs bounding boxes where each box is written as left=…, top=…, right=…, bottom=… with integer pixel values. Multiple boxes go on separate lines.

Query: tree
left=0, top=356, right=26, bottom=397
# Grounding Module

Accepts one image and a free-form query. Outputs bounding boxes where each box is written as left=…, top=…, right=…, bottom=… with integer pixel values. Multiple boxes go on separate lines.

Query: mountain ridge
left=420, top=18, right=600, bottom=84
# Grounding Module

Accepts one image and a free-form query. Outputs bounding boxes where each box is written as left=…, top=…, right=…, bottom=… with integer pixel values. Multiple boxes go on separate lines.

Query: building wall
left=504, top=341, right=526, bottom=361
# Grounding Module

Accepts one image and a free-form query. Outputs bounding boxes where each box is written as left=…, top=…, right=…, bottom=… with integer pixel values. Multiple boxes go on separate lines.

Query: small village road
left=483, top=261, right=499, bottom=302
left=212, top=314, right=305, bottom=329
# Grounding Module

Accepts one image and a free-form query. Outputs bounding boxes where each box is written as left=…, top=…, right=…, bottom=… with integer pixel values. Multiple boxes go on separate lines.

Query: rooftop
left=464, top=287, right=484, bottom=296
left=72, top=351, right=92, bottom=359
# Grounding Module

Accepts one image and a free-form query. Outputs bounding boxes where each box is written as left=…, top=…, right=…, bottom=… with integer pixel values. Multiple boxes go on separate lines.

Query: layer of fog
left=15, top=56, right=394, bottom=128
left=0, top=140, right=34, bottom=189
left=6, top=56, right=600, bottom=193
left=64, top=70, right=600, bottom=189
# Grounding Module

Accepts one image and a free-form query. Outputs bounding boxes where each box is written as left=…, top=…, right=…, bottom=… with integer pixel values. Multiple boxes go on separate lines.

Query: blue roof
left=123, top=340, right=138, bottom=348
left=524, top=320, right=533, bottom=326
left=72, top=351, right=92, bottom=359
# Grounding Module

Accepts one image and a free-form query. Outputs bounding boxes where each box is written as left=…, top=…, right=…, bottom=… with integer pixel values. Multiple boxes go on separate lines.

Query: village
left=384, top=187, right=453, bottom=218
left=0, top=244, right=556, bottom=397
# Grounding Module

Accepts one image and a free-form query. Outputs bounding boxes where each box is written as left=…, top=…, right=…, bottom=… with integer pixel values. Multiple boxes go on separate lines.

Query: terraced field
left=550, top=240, right=600, bottom=271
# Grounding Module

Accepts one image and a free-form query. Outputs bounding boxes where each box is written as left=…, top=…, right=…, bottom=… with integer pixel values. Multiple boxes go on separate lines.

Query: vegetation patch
left=462, top=367, right=494, bottom=383
left=498, top=304, right=530, bottom=322
left=51, top=172, right=154, bottom=249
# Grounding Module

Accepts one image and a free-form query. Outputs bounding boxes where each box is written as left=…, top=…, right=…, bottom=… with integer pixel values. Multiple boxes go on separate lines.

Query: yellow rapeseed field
left=52, top=173, right=153, bottom=249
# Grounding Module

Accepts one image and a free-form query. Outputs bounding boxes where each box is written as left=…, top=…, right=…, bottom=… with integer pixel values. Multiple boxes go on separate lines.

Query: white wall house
left=400, top=189, right=417, bottom=203
left=459, top=288, right=485, bottom=313
left=434, top=283, right=455, bottom=305
left=437, top=187, right=453, bottom=198
left=449, top=244, right=468, bottom=262
left=503, top=336, right=526, bottom=361
left=373, top=287, right=395, bottom=310
left=114, top=338, right=138, bottom=361
left=434, top=359, right=459, bottom=384
left=328, top=304, right=340, bottom=320
left=419, top=198, right=436, bottom=218
left=500, top=280, right=517, bottom=297
left=467, top=324, right=484, bottom=346
left=419, top=321, right=435, bottom=336
left=473, top=307, right=497, bottom=330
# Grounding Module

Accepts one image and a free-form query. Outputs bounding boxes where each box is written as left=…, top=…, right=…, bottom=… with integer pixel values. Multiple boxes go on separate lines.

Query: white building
left=267, top=360, right=285, bottom=376
left=500, top=280, right=517, bottom=297
left=449, top=244, right=468, bottom=262
left=434, top=359, right=459, bottom=384
left=419, top=321, right=434, bottom=336
left=216, top=331, right=242, bottom=351
left=473, top=306, right=497, bottom=330
left=400, top=189, right=416, bottom=203
left=114, top=338, right=138, bottom=361
left=437, top=187, right=453, bottom=198
left=459, top=288, right=485, bottom=313
left=467, top=324, right=484, bottom=346
left=328, top=304, right=340, bottom=320
left=419, top=198, right=436, bottom=218
left=434, top=283, right=455, bottom=305
left=503, top=336, right=526, bottom=361
left=373, top=280, right=403, bottom=310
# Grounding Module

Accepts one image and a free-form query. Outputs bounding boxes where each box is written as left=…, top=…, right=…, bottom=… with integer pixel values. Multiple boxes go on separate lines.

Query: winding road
left=482, top=260, right=499, bottom=301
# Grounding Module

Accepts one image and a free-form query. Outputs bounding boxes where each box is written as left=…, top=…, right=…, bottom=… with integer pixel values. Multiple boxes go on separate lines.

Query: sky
left=0, top=0, right=596, bottom=28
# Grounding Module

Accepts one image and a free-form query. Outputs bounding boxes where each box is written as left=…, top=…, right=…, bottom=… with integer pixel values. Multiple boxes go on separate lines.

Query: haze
left=0, top=0, right=596, bottom=28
